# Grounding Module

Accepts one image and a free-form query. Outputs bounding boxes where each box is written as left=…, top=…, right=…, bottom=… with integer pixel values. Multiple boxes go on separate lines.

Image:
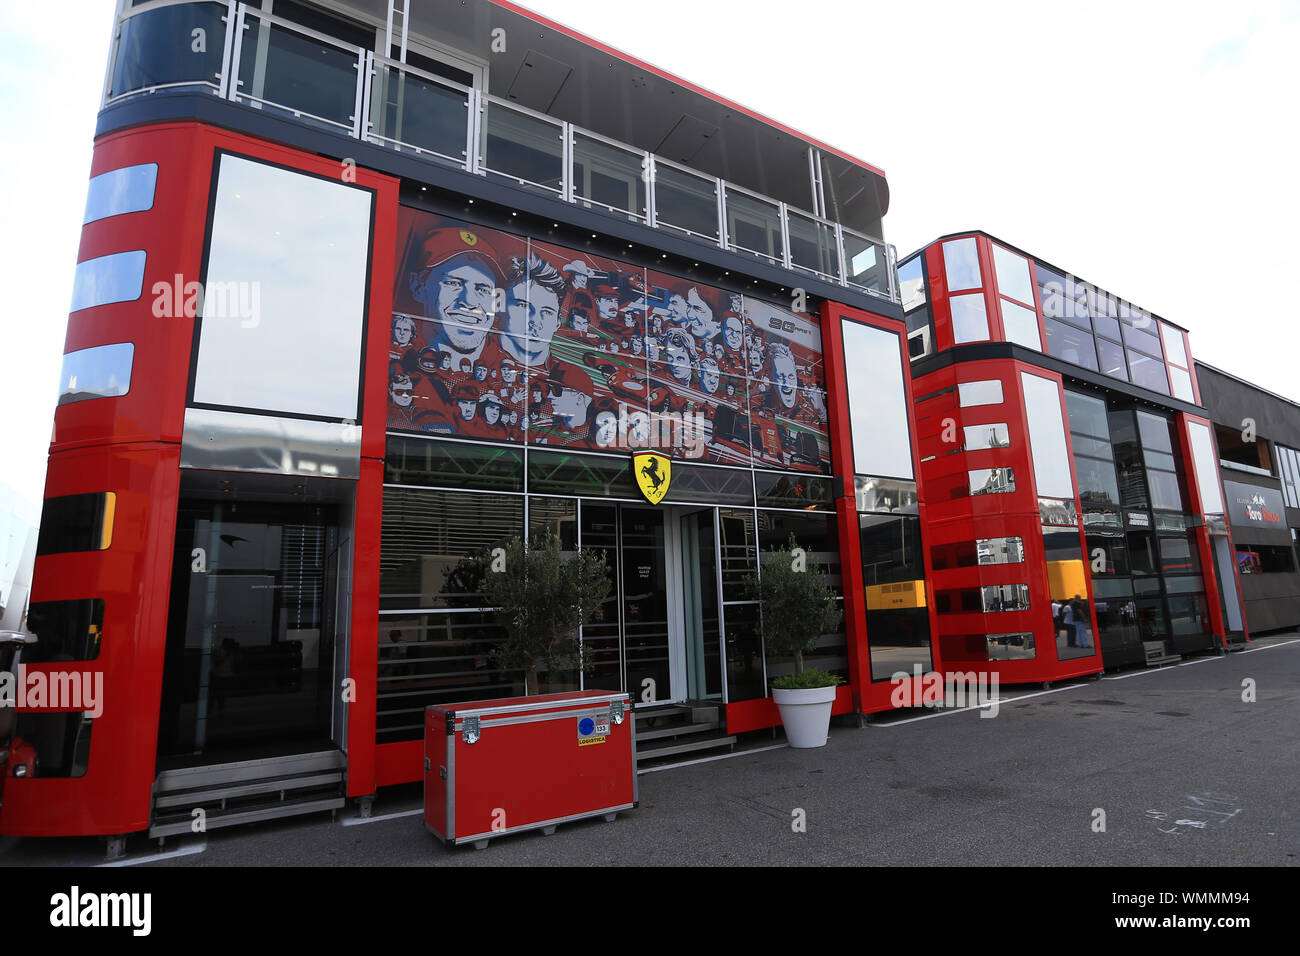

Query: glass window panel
left=238, top=17, right=361, bottom=131
left=480, top=100, right=563, bottom=191
left=861, top=514, right=931, bottom=680
left=957, top=379, right=1003, bottom=407
left=992, top=245, right=1034, bottom=305
left=83, top=163, right=157, bottom=224
left=1159, top=535, right=1201, bottom=575
left=1021, top=372, right=1074, bottom=499
left=949, top=293, right=989, bottom=343
left=854, top=476, right=919, bottom=514
left=1159, top=323, right=1188, bottom=367
left=192, top=153, right=373, bottom=420
left=384, top=435, right=524, bottom=492
left=23, top=599, right=106, bottom=663
left=1169, top=366, right=1195, bottom=403
left=57, top=343, right=134, bottom=405
left=35, top=493, right=116, bottom=556
left=1064, top=390, right=1110, bottom=440
left=109, top=1, right=227, bottom=98
left=1073, top=455, right=1121, bottom=512
left=379, top=488, right=524, bottom=609
left=370, top=64, right=470, bottom=164
left=969, top=467, right=1016, bottom=495
left=1121, top=321, right=1164, bottom=358
left=1097, top=338, right=1128, bottom=381
left=1043, top=317, right=1099, bottom=371
left=843, top=231, right=886, bottom=293
left=964, top=422, right=1010, bottom=450
left=841, top=321, right=913, bottom=480
left=573, top=134, right=647, bottom=219
left=528, top=448, right=639, bottom=499
left=1040, top=497, right=1078, bottom=526
left=1147, top=469, right=1184, bottom=512
left=1001, top=299, right=1041, bottom=350
left=942, top=237, right=981, bottom=291
left=70, top=250, right=146, bottom=312
left=718, top=509, right=757, bottom=602
left=787, top=212, right=840, bottom=280
left=754, top=471, right=833, bottom=510
left=898, top=256, right=926, bottom=311
left=725, top=188, right=783, bottom=262
left=1092, top=313, right=1122, bottom=342
left=655, top=164, right=719, bottom=239
left=1136, top=411, right=1175, bottom=454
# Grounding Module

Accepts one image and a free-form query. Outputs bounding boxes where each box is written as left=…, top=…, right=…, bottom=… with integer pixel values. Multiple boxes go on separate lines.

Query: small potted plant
left=477, top=530, right=611, bottom=696
left=745, top=536, right=844, bottom=748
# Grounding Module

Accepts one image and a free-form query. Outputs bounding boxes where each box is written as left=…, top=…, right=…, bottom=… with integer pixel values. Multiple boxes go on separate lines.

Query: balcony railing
left=104, top=0, right=899, bottom=303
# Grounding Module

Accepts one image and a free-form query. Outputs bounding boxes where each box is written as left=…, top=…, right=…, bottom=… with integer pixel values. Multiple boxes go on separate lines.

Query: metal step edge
left=636, top=735, right=736, bottom=761
left=632, top=705, right=692, bottom=720
left=1145, top=654, right=1181, bottom=666
left=153, top=772, right=344, bottom=809
left=155, top=750, right=346, bottom=792
left=634, top=720, right=721, bottom=742
left=149, top=796, right=345, bottom=838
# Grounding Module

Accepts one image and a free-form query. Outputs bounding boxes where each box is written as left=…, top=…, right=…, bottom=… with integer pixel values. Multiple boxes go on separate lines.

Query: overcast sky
left=2, top=0, right=1298, bottom=507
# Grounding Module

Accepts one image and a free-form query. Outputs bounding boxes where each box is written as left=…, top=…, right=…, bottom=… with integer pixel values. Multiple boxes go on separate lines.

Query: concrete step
left=637, top=733, right=736, bottom=762
left=635, top=719, right=721, bottom=742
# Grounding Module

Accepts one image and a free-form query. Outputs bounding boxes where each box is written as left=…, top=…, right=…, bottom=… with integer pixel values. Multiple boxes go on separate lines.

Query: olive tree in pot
left=744, top=536, right=844, bottom=748
left=477, top=530, right=612, bottom=696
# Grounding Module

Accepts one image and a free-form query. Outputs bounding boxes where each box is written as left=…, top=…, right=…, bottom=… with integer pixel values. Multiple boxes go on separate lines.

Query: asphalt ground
left=3, top=635, right=1297, bottom=868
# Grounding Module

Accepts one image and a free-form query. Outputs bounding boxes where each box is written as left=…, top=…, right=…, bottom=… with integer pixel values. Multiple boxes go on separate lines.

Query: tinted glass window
left=1021, top=372, right=1074, bottom=499
left=23, top=600, right=105, bottom=663
left=35, top=493, right=116, bottom=556
left=1096, top=338, right=1128, bottom=380
left=1044, top=318, right=1099, bottom=371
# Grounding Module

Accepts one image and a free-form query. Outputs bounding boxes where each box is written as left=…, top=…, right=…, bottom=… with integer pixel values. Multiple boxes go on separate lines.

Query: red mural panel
left=386, top=209, right=832, bottom=471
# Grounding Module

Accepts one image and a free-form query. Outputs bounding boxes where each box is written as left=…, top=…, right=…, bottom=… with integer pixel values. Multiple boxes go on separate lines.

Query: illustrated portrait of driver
left=499, top=252, right=566, bottom=371
left=407, top=227, right=503, bottom=369
left=683, top=287, right=721, bottom=342
left=766, top=342, right=801, bottom=411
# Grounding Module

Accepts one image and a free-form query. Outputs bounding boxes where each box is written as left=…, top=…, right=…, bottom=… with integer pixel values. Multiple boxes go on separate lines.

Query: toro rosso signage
left=1223, top=480, right=1284, bottom=527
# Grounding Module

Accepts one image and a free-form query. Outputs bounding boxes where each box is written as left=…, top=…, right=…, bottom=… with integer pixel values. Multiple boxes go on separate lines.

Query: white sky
left=2, top=0, right=1298, bottom=508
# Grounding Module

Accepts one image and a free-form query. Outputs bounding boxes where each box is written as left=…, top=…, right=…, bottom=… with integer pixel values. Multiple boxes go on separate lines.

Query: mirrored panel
left=57, top=343, right=134, bottom=405
left=84, top=163, right=157, bottom=224
left=842, top=320, right=912, bottom=480
left=1020, top=372, right=1074, bottom=500
left=192, top=153, right=373, bottom=421
left=949, top=293, right=989, bottom=343
left=942, top=237, right=981, bottom=291
left=957, top=379, right=1004, bottom=407
left=992, top=244, right=1034, bottom=305
left=1001, top=300, right=1041, bottom=350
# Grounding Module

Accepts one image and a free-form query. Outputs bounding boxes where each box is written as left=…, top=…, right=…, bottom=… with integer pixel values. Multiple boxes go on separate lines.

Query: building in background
left=0, top=481, right=40, bottom=634
left=901, top=232, right=1247, bottom=679
left=1192, top=362, right=1300, bottom=634
left=3, top=0, right=924, bottom=844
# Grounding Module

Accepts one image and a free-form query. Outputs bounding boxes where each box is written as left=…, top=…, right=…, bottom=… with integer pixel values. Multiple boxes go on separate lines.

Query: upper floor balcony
left=104, top=0, right=898, bottom=303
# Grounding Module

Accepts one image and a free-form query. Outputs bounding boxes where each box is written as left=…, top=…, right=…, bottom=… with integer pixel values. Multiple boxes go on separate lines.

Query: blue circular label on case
left=578, top=717, right=595, bottom=736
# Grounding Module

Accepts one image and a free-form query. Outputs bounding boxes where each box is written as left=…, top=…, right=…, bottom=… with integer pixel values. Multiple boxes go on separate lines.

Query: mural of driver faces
left=501, top=252, right=565, bottom=369
left=406, top=228, right=504, bottom=364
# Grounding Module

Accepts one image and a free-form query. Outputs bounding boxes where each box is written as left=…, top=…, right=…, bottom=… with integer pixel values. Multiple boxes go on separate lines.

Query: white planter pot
left=771, top=685, right=838, bottom=748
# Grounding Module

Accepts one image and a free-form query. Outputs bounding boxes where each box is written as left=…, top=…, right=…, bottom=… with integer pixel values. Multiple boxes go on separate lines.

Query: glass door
left=158, top=499, right=340, bottom=764
left=620, top=505, right=675, bottom=704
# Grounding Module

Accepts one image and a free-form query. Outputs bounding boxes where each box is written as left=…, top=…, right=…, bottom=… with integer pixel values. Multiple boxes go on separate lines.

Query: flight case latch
left=462, top=715, right=481, bottom=744
left=609, top=700, right=625, bottom=725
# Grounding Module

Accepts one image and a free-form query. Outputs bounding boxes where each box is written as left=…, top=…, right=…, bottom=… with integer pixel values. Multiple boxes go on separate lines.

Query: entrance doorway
left=575, top=502, right=722, bottom=705
left=157, top=495, right=342, bottom=766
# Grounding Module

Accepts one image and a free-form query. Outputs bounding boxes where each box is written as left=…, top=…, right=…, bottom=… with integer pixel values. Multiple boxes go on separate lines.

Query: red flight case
left=424, top=690, right=637, bottom=849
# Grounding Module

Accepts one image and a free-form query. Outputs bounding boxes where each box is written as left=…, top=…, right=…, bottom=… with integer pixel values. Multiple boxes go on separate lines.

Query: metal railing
left=103, top=0, right=899, bottom=304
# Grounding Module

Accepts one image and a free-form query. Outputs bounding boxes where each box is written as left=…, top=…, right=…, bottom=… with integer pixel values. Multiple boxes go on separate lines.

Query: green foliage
left=770, top=668, right=845, bottom=690
left=743, top=534, right=843, bottom=675
left=476, top=530, right=612, bottom=694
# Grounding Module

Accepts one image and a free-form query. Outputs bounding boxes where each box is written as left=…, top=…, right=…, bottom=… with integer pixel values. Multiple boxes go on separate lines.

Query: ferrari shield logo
left=633, top=452, right=671, bottom=505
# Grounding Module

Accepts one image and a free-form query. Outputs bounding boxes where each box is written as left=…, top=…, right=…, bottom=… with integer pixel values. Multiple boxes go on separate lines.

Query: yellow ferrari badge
left=632, top=451, right=671, bottom=505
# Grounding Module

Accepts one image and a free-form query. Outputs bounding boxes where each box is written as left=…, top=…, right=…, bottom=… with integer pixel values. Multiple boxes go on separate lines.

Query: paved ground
left=3, top=636, right=1297, bottom=867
